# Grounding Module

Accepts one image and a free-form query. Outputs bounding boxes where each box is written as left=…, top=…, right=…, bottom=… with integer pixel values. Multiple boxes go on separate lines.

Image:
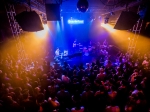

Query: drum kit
left=73, top=43, right=97, bottom=56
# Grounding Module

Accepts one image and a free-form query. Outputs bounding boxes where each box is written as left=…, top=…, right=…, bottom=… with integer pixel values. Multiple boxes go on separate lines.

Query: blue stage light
left=68, top=19, right=84, bottom=24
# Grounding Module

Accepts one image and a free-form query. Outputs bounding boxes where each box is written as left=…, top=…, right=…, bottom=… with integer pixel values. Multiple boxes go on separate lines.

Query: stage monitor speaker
left=45, top=4, right=60, bottom=21
left=114, top=11, right=140, bottom=30
left=15, top=11, right=44, bottom=32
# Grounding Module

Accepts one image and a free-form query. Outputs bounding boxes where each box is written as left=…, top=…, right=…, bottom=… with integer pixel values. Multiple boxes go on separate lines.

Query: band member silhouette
left=54, top=48, right=60, bottom=61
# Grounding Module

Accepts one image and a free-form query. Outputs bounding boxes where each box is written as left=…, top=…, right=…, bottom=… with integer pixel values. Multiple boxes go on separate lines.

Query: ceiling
left=54, top=0, right=140, bottom=14
left=12, top=0, right=141, bottom=15
left=0, top=0, right=148, bottom=41
left=26, top=0, right=142, bottom=24
left=45, top=0, right=141, bottom=23
left=0, top=0, right=144, bottom=25
left=0, top=0, right=142, bottom=30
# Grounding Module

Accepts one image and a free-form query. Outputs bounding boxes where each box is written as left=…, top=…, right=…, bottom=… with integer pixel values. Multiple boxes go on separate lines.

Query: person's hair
left=42, top=74, right=47, bottom=79
left=73, top=78, right=78, bottom=83
left=136, top=84, right=142, bottom=90
left=73, top=70, right=77, bottom=74
left=36, top=93, right=44, bottom=104
left=110, top=99, right=116, bottom=106
left=60, top=84, right=65, bottom=90
left=75, top=103, right=81, bottom=110
left=4, top=96, right=13, bottom=105
left=121, top=79, right=127, bottom=86
left=63, top=71, right=68, bottom=76
left=85, top=77, right=90, bottom=83
left=54, top=74, right=58, bottom=79
left=23, top=93, right=29, bottom=99
left=94, top=79, right=100, bottom=84
left=51, top=93, right=56, bottom=99
left=33, top=81, right=38, bottom=88
left=137, top=92, right=144, bottom=100
left=85, top=85, right=90, bottom=91
left=99, top=68, right=104, bottom=72
left=73, top=90, right=80, bottom=101
left=73, top=65, right=77, bottom=69
left=3, top=88, right=9, bottom=94
left=111, top=85, right=116, bottom=91
left=99, top=85, right=105, bottom=91
left=51, top=80, right=55, bottom=86
left=134, top=69, right=138, bottom=73
left=14, top=87, right=22, bottom=95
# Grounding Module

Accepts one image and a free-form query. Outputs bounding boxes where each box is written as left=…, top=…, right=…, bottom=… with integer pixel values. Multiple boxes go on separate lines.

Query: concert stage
left=51, top=41, right=119, bottom=67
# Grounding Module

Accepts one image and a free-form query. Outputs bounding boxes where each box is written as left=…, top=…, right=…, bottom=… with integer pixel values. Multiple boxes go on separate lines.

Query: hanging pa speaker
left=114, top=11, right=140, bottom=30
left=45, top=4, right=60, bottom=21
left=15, top=11, right=44, bottom=32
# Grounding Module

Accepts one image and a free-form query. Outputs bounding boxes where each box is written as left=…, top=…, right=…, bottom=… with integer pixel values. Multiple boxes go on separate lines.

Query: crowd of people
left=0, top=49, right=150, bottom=112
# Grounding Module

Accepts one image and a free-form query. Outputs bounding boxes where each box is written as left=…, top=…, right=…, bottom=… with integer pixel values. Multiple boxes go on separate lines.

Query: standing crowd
left=0, top=51, right=150, bottom=112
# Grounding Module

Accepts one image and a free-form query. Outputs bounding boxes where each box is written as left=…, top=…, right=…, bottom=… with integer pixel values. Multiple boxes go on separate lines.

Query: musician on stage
left=73, top=40, right=77, bottom=48
left=72, top=39, right=78, bottom=53
left=54, top=48, right=60, bottom=61
left=55, top=48, right=60, bottom=56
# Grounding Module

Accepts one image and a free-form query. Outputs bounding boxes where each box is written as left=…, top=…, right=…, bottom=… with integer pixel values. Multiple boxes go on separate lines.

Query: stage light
left=43, top=24, right=49, bottom=31
left=110, top=12, right=115, bottom=16
left=77, top=0, right=89, bottom=13
left=101, top=23, right=116, bottom=33
left=40, top=13, right=47, bottom=24
left=104, top=17, right=109, bottom=24
left=68, top=19, right=84, bottom=24
left=42, top=19, right=47, bottom=24
left=35, top=24, right=49, bottom=38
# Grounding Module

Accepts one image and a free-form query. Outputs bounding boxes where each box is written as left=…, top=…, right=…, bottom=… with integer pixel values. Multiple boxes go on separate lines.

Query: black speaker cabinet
left=45, top=4, right=60, bottom=21
left=15, top=11, right=44, bottom=32
left=114, top=11, right=140, bottom=30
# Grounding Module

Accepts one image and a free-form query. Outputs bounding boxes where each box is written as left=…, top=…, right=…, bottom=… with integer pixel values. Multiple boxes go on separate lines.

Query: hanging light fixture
left=77, top=0, right=89, bottom=13
left=104, top=17, right=109, bottom=24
